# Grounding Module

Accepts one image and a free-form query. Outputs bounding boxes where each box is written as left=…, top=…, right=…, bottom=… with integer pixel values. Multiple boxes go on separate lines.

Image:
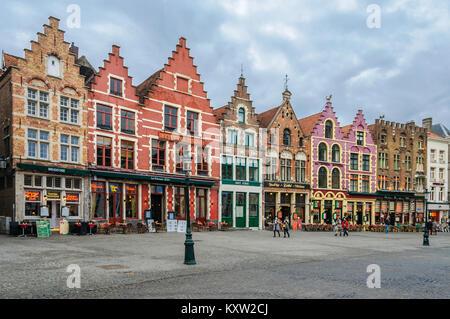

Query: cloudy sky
left=1, top=0, right=449, bottom=127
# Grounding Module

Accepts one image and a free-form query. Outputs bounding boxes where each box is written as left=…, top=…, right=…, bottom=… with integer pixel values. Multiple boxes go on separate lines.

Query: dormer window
left=238, top=108, right=245, bottom=123
left=47, top=56, right=61, bottom=77
left=357, top=131, right=365, bottom=146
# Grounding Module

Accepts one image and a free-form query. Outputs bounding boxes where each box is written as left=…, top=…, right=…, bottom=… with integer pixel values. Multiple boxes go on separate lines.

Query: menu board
left=36, top=220, right=51, bottom=238
left=59, top=219, right=69, bottom=235
left=177, top=220, right=187, bottom=233
left=167, top=220, right=178, bottom=232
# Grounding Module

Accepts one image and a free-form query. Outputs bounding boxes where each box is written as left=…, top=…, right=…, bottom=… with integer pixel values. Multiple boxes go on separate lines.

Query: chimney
left=69, top=42, right=79, bottom=60
left=422, top=118, right=432, bottom=130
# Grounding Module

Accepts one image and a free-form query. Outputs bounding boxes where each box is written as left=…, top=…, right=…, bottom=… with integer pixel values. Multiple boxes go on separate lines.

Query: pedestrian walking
left=384, top=217, right=390, bottom=234
left=273, top=217, right=281, bottom=237
left=342, top=218, right=349, bottom=237
left=283, top=217, right=290, bottom=238
left=334, top=218, right=342, bottom=236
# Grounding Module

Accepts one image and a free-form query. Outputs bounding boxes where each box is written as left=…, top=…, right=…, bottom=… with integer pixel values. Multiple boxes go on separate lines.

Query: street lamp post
left=423, top=188, right=430, bottom=246
left=184, top=162, right=196, bottom=265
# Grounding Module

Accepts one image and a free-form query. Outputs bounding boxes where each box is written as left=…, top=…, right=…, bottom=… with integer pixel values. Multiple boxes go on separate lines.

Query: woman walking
left=283, top=217, right=290, bottom=238
left=334, top=218, right=342, bottom=236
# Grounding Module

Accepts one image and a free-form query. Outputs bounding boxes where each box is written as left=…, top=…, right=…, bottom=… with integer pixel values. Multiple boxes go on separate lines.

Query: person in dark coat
left=283, top=217, right=290, bottom=238
left=273, top=217, right=281, bottom=237
left=384, top=217, right=390, bottom=234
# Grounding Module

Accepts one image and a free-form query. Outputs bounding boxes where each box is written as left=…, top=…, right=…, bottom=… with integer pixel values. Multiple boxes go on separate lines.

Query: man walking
left=342, top=218, right=349, bottom=237
left=385, top=216, right=390, bottom=234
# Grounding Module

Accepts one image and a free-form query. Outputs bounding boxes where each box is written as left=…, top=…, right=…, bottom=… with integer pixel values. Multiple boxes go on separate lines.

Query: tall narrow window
left=96, top=136, right=112, bottom=167
left=350, top=153, right=359, bottom=170
left=227, top=130, right=238, bottom=145
left=281, top=159, right=291, bottom=181
left=176, top=144, right=189, bottom=173
left=249, top=159, right=259, bottom=182
left=362, top=154, right=370, bottom=171
left=332, top=168, right=340, bottom=189
left=350, top=175, right=358, bottom=192
left=362, top=175, right=370, bottom=192
left=235, top=157, right=246, bottom=181
left=186, top=111, right=199, bottom=135
left=151, top=140, right=166, bottom=171
left=120, top=140, right=134, bottom=170
left=196, top=146, right=208, bottom=176
left=110, top=78, right=122, bottom=96
left=222, top=156, right=233, bottom=180
left=121, top=110, right=135, bottom=134
left=318, top=167, right=327, bottom=188
left=332, top=145, right=340, bottom=163
left=318, top=143, right=327, bottom=162
left=245, top=133, right=254, bottom=147
left=357, top=131, right=364, bottom=146
left=393, top=154, right=400, bottom=170
left=27, top=129, right=49, bottom=159
left=283, top=129, right=291, bottom=146
left=238, top=108, right=245, bottom=123
left=325, top=120, right=333, bottom=139
left=164, top=106, right=178, bottom=131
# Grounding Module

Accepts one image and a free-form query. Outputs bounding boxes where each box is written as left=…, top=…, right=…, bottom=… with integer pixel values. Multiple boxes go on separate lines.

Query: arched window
left=318, top=143, right=327, bottom=161
left=325, top=120, right=333, bottom=139
left=283, top=129, right=291, bottom=146
left=332, top=168, right=340, bottom=189
left=332, top=145, right=340, bottom=163
left=238, top=108, right=245, bottom=123
left=318, top=167, right=327, bottom=188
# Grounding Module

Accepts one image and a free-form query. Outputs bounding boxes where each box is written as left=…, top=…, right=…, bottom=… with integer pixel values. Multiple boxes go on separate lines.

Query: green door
left=221, top=192, right=233, bottom=227
left=235, top=192, right=246, bottom=228
left=249, top=193, right=259, bottom=228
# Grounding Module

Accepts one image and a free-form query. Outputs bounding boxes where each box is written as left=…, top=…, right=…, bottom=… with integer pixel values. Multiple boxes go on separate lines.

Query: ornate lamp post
left=423, top=188, right=430, bottom=246
left=183, top=155, right=196, bottom=265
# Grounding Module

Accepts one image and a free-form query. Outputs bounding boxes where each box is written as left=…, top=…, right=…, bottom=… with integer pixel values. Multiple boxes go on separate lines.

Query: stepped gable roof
left=298, top=112, right=322, bottom=136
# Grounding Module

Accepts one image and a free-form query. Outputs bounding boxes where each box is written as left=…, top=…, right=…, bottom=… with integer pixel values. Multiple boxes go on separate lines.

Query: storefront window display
left=125, top=184, right=138, bottom=219
left=91, top=182, right=106, bottom=219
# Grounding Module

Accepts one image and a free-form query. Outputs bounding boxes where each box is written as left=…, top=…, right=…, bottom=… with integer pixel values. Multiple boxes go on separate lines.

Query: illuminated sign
left=126, top=185, right=137, bottom=193
left=66, top=193, right=79, bottom=202
left=25, top=191, right=40, bottom=201
left=109, top=183, right=121, bottom=193
left=46, top=192, right=60, bottom=199
left=91, top=182, right=104, bottom=192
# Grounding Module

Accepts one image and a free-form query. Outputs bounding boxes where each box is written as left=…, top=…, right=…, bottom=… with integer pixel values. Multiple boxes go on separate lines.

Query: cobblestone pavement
left=0, top=231, right=449, bottom=298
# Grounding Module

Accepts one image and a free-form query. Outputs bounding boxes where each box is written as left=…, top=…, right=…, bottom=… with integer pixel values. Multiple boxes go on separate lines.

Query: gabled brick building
left=86, top=45, right=146, bottom=223
left=258, top=89, right=310, bottom=226
left=214, top=76, right=263, bottom=229
left=0, top=17, right=89, bottom=228
left=369, top=119, right=427, bottom=225
left=136, top=37, right=220, bottom=226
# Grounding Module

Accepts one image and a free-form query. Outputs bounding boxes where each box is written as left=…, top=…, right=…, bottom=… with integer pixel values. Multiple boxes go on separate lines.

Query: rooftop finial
left=284, top=74, right=289, bottom=91
left=240, top=64, right=244, bottom=77
left=326, top=94, right=332, bottom=101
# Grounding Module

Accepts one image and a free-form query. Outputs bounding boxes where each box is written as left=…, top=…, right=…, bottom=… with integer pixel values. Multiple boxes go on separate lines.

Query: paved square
left=0, top=231, right=449, bottom=298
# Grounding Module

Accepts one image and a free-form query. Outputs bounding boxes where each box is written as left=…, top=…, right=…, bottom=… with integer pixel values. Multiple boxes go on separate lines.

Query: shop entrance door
left=151, top=193, right=164, bottom=223
left=280, top=206, right=290, bottom=222
left=324, top=200, right=332, bottom=224
left=50, top=201, right=61, bottom=229
left=108, top=183, right=123, bottom=223
left=356, top=203, right=363, bottom=225
left=235, top=192, right=246, bottom=228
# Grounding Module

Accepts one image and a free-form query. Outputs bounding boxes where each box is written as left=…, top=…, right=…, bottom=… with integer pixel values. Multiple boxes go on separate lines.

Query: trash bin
left=9, top=222, right=19, bottom=236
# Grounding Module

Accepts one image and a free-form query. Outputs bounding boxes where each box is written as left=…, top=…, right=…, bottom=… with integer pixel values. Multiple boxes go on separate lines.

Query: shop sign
left=46, top=192, right=60, bottom=200
left=109, top=183, right=121, bottom=193
left=25, top=191, right=40, bottom=201
left=158, top=131, right=182, bottom=142
left=126, top=185, right=137, bottom=194
left=167, top=220, right=178, bottom=232
left=66, top=193, right=79, bottom=202
left=91, top=182, right=104, bottom=192
left=264, top=181, right=309, bottom=189
left=177, top=220, right=187, bottom=233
